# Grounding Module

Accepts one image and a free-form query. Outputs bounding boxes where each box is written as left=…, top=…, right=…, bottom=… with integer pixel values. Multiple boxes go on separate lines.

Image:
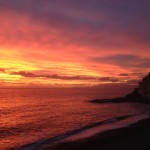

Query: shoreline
left=39, top=109, right=150, bottom=150
left=17, top=112, right=138, bottom=150
left=18, top=105, right=150, bottom=150
left=17, top=102, right=150, bottom=150
left=42, top=116, right=150, bottom=150
left=15, top=101, right=150, bottom=150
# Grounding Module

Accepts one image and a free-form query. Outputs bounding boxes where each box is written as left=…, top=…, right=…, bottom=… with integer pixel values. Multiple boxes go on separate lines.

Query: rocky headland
left=91, top=73, right=150, bottom=105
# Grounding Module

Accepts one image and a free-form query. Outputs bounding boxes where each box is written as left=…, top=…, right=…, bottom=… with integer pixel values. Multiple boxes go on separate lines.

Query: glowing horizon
left=0, top=0, right=149, bottom=87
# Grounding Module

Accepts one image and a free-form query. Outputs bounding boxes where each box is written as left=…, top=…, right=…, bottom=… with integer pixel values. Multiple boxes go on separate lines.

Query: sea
left=0, top=87, right=150, bottom=150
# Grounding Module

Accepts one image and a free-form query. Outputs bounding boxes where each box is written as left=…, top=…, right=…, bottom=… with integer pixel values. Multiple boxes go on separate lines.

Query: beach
left=43, top=117, right=150, bottom=150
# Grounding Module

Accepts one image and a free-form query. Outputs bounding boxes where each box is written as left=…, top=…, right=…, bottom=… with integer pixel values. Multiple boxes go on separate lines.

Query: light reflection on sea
left=0, top=88, right=150, bottom=150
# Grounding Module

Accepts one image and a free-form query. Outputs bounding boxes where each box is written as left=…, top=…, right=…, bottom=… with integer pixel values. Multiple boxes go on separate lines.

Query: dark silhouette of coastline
left=91, top=73, right=150, bottom=105
left=90, top=88, right=150, bottom=105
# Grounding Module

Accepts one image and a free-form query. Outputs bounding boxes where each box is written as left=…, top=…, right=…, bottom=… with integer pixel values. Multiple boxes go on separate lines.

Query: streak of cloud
left=10, top=71, right=96, bottom=80
left=99, top=77, right=119, bottom=83
left=90, top=54, right=150, bottom=68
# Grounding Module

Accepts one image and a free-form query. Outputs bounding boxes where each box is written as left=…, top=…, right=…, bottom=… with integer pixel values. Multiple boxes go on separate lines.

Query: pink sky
left=0, top=0, right=149, bottom=87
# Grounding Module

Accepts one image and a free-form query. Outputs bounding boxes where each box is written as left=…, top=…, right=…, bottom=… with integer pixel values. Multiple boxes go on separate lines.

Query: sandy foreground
left=42, top=117, right=150, bottom=150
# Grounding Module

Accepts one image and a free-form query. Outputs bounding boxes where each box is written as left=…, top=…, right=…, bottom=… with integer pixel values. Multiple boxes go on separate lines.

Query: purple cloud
left=90, top=54, right=150, bottom=69
left=119, top=73, right=129, bottom=77
left=0, top=0, right=149, bottom=50
left=10, top=71, right=96, bottom=80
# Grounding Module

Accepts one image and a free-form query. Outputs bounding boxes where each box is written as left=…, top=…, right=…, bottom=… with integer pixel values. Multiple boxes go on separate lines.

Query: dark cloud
left=10, top=71, right=96, bottom=80
left=119, top=73, right=129, bottom=77
left=10, top=71, right=36, bottom=77
left=90, top=54, right=150, bottom=68
left=99, top=77, right=119, bottom=82
left=0, top=0, right=149, bottom=49
left=119, top=72, right=146, bottom=77
left=10, top=71, right=128, bottom=83
left=131, top=72, right=144, bottom=76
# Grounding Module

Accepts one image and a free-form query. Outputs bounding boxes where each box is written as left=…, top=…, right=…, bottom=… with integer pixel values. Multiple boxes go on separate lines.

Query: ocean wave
left=14, top=113, right=143, bottom=150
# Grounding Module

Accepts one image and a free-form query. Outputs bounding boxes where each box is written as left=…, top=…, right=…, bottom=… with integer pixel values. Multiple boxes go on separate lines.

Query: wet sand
left=43, top=117, right=150, bottom=150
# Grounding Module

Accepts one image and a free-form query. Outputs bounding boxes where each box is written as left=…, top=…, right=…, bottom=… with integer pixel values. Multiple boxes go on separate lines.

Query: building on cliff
left=139, top=73, right=150, bottom=99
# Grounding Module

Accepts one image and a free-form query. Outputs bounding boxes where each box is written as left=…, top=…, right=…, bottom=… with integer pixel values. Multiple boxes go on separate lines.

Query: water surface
left=0, top=88, right=149, bottom=150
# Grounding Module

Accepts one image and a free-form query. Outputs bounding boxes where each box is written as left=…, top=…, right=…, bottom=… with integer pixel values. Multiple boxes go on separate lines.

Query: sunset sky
left=0, top=0, right=149, bottom=87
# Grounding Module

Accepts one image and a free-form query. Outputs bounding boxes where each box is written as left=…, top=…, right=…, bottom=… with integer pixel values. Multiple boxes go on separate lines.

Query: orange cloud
left=0, top=0, right=149, bottom=87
